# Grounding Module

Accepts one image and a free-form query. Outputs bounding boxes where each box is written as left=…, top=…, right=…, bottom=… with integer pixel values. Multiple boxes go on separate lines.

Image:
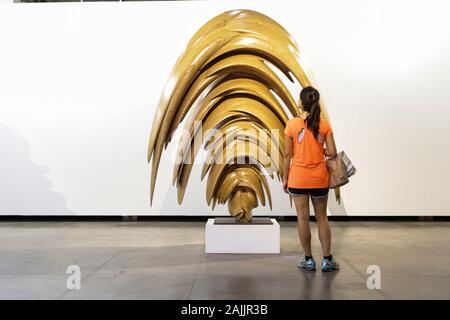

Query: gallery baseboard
left=0, top=215, right=447, bottom=222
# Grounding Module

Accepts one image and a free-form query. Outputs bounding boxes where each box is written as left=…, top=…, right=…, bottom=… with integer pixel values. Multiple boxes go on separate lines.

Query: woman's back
left=285, top=116, right=332, bottom=166
left=284, top=116, right=332, bottom=188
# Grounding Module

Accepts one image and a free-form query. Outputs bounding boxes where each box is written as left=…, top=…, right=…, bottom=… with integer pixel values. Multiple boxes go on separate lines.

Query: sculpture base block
left=205, top=218, right=280, bottom=254
left=213, top=217, right=273, bottom=225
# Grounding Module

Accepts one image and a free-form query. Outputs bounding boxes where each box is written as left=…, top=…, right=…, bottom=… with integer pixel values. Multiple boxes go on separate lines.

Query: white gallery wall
left=0, top=0, right=449, bottom=216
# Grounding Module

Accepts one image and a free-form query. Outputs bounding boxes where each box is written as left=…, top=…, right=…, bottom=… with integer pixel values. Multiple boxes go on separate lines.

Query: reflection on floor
left=0, top=220, right=449, bottom=299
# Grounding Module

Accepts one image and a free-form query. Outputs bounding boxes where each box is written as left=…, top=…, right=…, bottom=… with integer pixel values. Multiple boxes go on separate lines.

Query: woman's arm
left=324, top=131, right=341, bottom=203
left=283, top=134, right=293, bottom=193
left=324, top=132, right=337, bottom=158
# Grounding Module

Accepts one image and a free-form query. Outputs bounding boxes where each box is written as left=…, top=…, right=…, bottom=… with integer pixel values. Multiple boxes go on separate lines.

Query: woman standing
left=283, top=86, right=340, bottom=272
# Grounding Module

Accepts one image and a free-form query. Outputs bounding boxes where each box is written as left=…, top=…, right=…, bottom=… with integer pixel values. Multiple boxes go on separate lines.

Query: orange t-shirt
left=284, top=117, right=333, bottom=188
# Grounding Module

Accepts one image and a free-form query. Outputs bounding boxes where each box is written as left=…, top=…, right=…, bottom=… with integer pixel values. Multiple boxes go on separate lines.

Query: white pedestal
left=205, top=218, right=280, bottom=254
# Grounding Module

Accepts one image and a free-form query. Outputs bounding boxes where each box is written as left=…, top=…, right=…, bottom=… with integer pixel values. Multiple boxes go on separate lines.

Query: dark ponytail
left=300, top=86, right=321, bottom=139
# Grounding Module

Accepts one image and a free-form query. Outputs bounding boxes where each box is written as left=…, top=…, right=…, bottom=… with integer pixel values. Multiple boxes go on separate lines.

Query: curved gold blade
left=166, top=56, right=296, bottom=145
left=173, top=97, right=285, bottom=189
left=204, top=126, right=282, bottom=168
left=170, top=104, right=287, bottom=207
left=227, top=187, right=257, bottom=222
left=202, top=135, right=283, bottom=181
left=205, top=146, right=277, bottom=207
left=147, top=33, right=240, bottom=203
left=186, top=10, right=296, bottom=54
left=204, top=119, right=280, bottom=151
left=219, top=173, right=265, bottom=207
left=148, top=31, right=237, bottom=161
left=217, top=166, right=267, bottom=207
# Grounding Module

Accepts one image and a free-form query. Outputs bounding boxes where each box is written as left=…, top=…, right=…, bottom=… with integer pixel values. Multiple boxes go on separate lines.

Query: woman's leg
left=311, top=195, right=331, bottom=256
left=293, top=195, right=312, bottom=256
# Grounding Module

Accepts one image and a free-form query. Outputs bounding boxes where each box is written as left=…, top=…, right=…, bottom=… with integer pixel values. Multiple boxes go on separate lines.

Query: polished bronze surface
left=147, top=9, right=338, bottom=222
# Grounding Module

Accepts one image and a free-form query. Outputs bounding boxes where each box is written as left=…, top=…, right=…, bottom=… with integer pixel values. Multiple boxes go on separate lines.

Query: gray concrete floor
left=0, top=220, right=449, bottom=299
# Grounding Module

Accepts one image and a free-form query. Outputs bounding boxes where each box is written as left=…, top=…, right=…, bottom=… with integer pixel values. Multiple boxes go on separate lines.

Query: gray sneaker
left=321, top=257, right=340, bottom=272
left=297, top=256, right=316, bottom=271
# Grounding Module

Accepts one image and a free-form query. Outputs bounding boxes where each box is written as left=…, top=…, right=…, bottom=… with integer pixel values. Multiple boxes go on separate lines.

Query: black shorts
left=288, top=187, right=329, bottom=198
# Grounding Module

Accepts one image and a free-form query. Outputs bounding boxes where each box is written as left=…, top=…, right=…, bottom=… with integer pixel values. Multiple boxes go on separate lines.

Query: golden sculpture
left=147, top=9, right=338, bottom=222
